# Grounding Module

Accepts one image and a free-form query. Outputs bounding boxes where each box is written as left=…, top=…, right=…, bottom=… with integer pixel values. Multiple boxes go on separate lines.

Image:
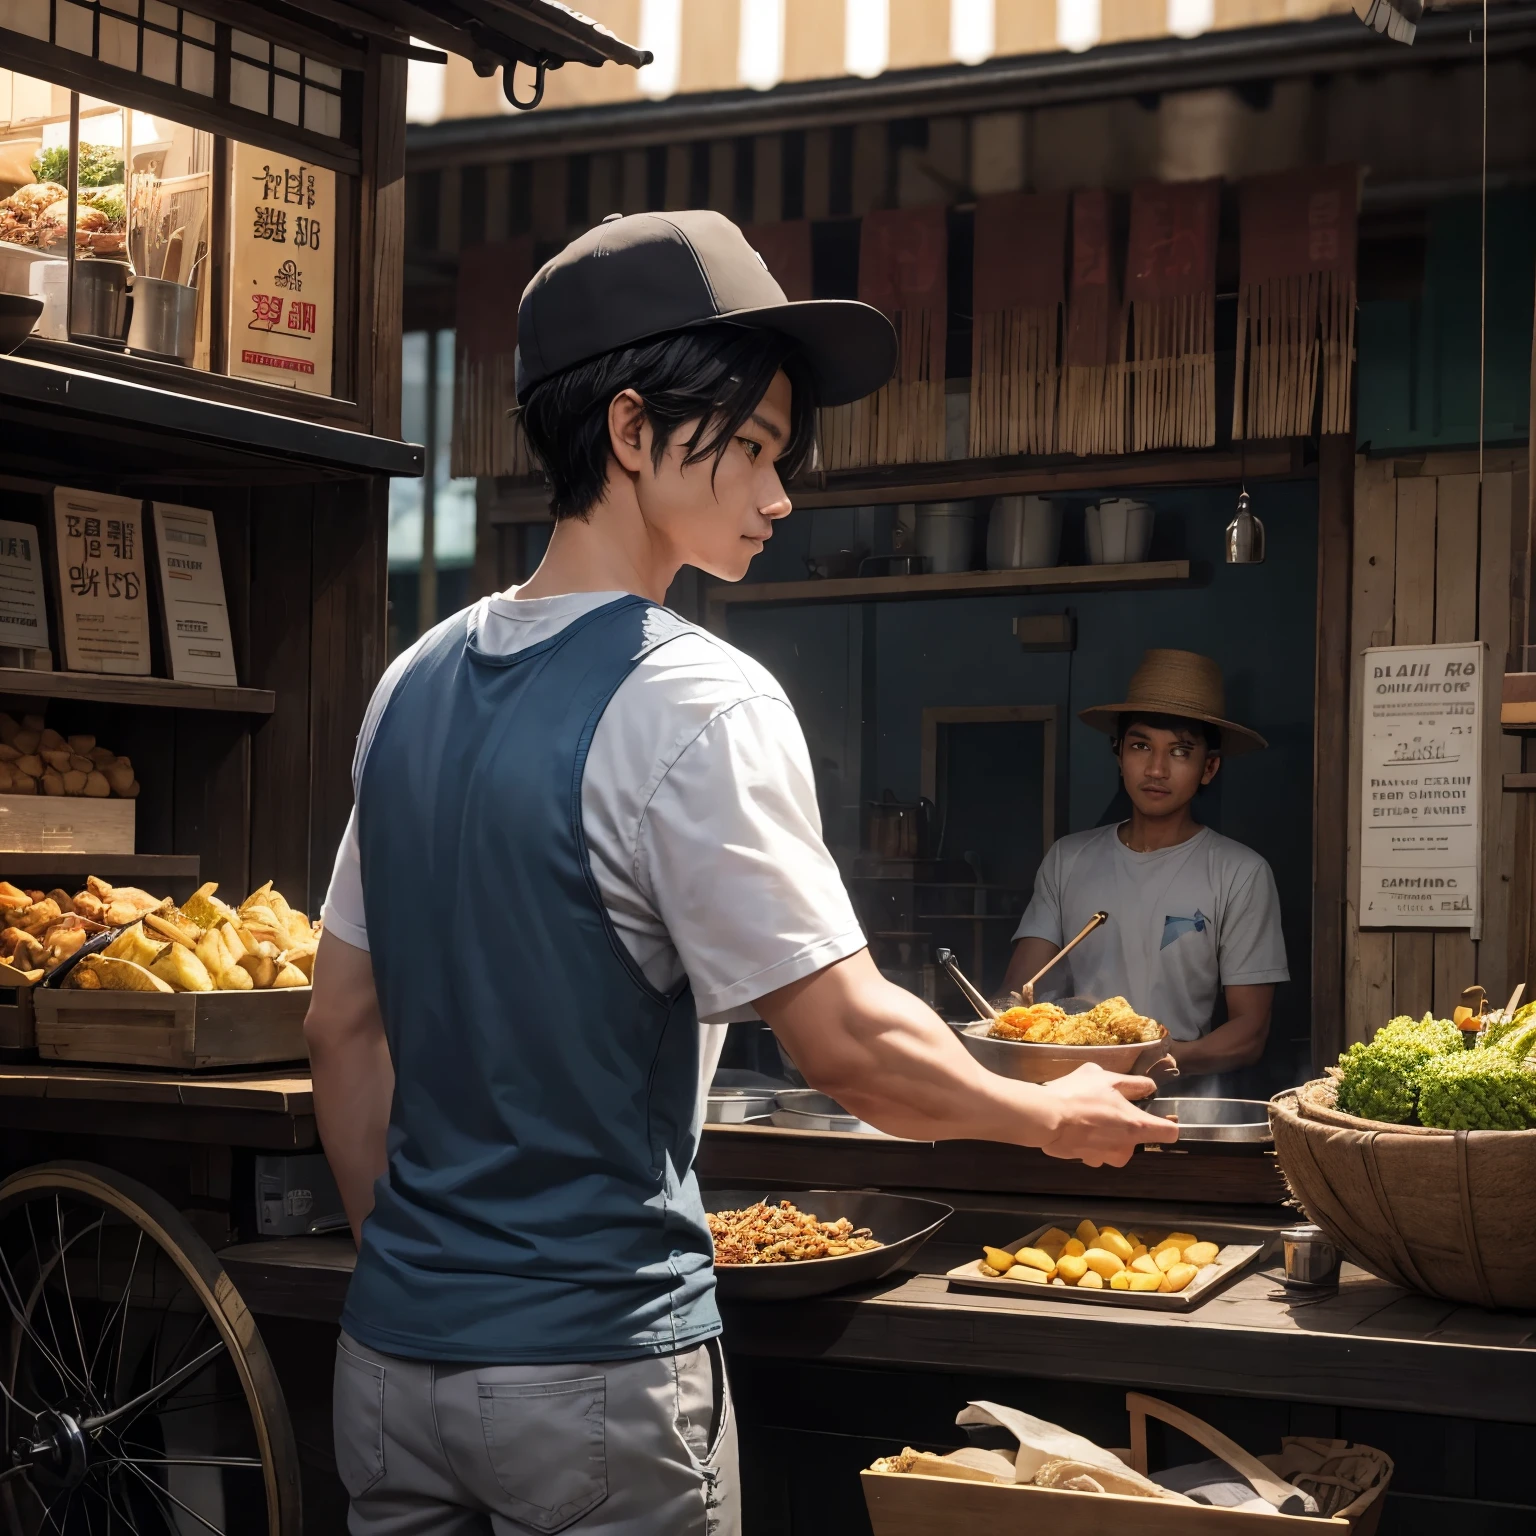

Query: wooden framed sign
left=1358, top=641, right=1484, bottom=931
left=229, top=142, right=336, bottom=397
left=51, top=489, right=151, bottom=676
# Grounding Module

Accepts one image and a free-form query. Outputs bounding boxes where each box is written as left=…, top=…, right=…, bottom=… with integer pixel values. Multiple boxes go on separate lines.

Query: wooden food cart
left=0, top=2, right=646, bottom=1532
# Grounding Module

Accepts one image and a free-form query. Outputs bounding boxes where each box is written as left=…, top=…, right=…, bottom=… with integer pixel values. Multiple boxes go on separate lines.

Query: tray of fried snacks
left=32, top=878, right=320, bottom=1069
left=945, top=1218, right=1262, bottom=1311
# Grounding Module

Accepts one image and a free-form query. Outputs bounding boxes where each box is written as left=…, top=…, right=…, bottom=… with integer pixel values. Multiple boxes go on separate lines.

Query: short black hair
left=516, top=323, right=819, bottom=521
left=1115, top=711, right=1222, bottom=753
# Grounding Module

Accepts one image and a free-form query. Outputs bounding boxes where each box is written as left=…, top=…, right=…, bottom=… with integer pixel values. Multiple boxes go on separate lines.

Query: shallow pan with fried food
left=706, top=1188, right=951, bottom=1301
left=960, top=1021, right=1171, bottom=1083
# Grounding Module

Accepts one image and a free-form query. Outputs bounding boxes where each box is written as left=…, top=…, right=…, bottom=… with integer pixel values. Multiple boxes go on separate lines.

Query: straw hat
left=1079, top=649, right=1267, bottom=756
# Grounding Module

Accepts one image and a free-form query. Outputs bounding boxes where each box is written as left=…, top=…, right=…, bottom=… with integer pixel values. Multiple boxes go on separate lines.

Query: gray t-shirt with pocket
left=1012, top=824, right=1288, bottom=1041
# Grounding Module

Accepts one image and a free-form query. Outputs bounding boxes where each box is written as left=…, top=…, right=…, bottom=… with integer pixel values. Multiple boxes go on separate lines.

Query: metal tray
left=708, top=1188, right=951, bottom=1301
left=945, top=1221, right=1263, bottom=1312
left=769, top=1089, right=882, bottom=1134
left=1144, top=1097, right=1273, bottom=1143
left=705, top=1088, right=777, bottom=1124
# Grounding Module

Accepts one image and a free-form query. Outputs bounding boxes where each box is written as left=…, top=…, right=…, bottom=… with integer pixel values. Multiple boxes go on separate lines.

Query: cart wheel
left=0, top=1161, right=301, bottom=1535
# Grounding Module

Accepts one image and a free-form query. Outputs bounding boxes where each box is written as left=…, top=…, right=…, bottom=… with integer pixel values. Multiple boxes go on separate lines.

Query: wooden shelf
left=0, top=854, right=200, bottom=880
left=0, top=670, right=275, bottom=714
left=708, top=560, right=1191, bottom=617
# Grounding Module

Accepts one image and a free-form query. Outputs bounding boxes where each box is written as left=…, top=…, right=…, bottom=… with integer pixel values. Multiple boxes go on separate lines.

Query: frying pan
left=706, top=1188, right=951, bottom=1302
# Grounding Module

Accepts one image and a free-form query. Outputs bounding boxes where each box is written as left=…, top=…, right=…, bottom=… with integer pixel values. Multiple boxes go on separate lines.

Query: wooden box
left=0, top=795, right=134, bottom=853
left=0, top=985, right=34, bottom=1056
left=33, top=986, right=309, bottom=1069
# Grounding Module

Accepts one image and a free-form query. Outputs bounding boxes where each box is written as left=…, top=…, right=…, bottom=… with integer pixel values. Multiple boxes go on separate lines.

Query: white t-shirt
left=323, top=588, right=866, bottom=1066
left=1012, top=823, right=1288, bottom=1042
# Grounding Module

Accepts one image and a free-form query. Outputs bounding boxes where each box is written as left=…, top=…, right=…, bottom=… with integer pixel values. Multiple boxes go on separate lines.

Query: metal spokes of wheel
left=0, top=1161, right=301, bottom=1535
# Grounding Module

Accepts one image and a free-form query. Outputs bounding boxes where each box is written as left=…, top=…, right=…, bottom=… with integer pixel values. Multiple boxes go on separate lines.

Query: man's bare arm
left=1002, top=936, right=1060, bottom=999
left=1167, top=983, right=1274, bottom=1076
left=756, top=949, right=1177, bottom=1168
left=304, top=931, right=394, bottom=1245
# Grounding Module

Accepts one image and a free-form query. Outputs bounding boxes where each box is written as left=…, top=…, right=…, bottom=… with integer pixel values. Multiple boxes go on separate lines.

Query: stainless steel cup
left=127, top=274, right=199, bottom=362
left=71, top=260, right=130, bottom=343
left=1282, top=1224, right=1340, bottom=1288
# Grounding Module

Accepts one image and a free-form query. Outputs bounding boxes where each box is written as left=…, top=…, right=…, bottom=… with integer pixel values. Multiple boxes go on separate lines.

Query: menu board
left=51, top=488, right=150, bottom=676
left=0, top=518, right=51, bottom=661
left=228, top=142, right=335, bottom=396
left=151, top=502, right=237, bottom=685
left=1358, top=641, right=1484, bottom=931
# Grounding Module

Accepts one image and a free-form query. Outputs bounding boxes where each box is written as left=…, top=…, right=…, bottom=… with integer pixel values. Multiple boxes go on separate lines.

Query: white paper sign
left=51, top=488, right=150, bottom=675
left=0, top=519, right=51, bottom=655
left=1359, top=641, right=1484, bottom=930
left=228, top=143, right=335, bottom=396
left=151, top=503, right=237, bottom=685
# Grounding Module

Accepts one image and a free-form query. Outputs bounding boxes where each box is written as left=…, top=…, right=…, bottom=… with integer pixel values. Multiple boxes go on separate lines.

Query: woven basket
left=1269, top=1082, right=1536, bottom=1309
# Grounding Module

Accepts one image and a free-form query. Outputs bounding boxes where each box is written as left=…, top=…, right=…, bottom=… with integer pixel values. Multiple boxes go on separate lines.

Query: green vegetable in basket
left=1482, top=1017, right=1536, bottom=1067
left=1335, top=1015, right=1462, bottom=1124
left=1416, top=1052, right=1536, bottom=1131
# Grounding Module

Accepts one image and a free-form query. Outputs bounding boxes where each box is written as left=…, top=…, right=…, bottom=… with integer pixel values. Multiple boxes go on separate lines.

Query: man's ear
left=1202, top=752, right=1223, bottom=787
left=608, top=389, right=648, bottom=475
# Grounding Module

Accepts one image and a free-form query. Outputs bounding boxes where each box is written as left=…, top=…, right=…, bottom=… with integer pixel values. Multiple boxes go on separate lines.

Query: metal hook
left=503, top=56, right=547, bottom=111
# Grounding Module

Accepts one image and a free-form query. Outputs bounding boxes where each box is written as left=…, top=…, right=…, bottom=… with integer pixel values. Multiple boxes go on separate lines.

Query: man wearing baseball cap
left=305, top=211, right=1176, bottom=1535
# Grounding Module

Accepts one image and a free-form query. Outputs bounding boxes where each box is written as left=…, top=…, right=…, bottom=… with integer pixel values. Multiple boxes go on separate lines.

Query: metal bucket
left=71, top=260, right=129, bottom=343
left=127, top=274, right=199, bottom=362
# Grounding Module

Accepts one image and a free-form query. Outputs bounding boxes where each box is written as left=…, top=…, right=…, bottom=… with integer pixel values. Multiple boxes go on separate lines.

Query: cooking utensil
left=914, top=502, right=977, bottom=574
left=1142, top=1097, right=1272, bottom=1143
left=707, top=1187, right=951, bottom=1300
left=1017, top=910, right=1109, bottom=1005
left=1281, top=1224, right=1340, bottom=1290
left=935, top=947, right=995, bottom=1022
left=959, top=1021, right=1171, bottom=1083
left=769, top=1089, right=882, bottom=1134
left=0, top=293, right=43, bottom=354
left=704, top=1088, right=777, bottom=1124
left=160, top=224, right=184, bottom=282
left=71, top=260, right=130, bottom=344
left=1086, top=498, right=1153, bottom=564
left=126, top=274, right=198, bottom=362
left=986, top=495, right=1062, bottom=570
left=857, top=553, right=929, bottom=578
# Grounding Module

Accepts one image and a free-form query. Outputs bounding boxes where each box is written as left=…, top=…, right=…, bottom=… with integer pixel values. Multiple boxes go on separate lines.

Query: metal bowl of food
left=706, top=1187, right=952, bottom=1301
left=704, top=1087, right=777, bottom=1124
left=770, top=1089, right=882, bottom=1134
left=1143, top=1097, right=1272, bottom=1143
left=960, top=1021, right=1171, bottom=1083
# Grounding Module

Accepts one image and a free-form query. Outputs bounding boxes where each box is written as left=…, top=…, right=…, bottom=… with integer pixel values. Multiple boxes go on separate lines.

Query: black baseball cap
left=513, top=210, right=897, bottom=407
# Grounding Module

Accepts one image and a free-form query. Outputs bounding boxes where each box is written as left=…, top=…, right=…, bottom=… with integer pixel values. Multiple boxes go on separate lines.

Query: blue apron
left=342, top=596, right=718, bottom=1363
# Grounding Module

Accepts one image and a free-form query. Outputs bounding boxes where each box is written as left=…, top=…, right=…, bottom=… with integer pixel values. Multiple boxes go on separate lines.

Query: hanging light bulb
left=1225, top=489, right=1265, bottom=565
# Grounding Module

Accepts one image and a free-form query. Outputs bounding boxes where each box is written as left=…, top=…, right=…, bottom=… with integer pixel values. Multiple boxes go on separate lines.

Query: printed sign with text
left=229, top=142, right=335, bottom=396
left=52, top=489, right=150, bottom=676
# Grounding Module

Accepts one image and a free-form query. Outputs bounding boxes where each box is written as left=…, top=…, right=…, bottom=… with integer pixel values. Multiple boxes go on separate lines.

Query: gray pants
left=333, top=1332, right=739, bottom=1536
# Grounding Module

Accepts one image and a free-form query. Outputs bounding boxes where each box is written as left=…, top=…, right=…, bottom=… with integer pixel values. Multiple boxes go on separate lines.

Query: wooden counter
left=698, top=1122, right=1290, bottom=1206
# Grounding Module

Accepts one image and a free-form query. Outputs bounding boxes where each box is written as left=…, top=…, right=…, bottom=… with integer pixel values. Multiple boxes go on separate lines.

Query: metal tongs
left=938, top=910, right=1110, bottom=1023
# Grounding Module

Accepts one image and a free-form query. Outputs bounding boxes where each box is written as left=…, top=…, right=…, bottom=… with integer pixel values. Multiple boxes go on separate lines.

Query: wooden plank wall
left=1343, top=452, right=1530, bottom=1044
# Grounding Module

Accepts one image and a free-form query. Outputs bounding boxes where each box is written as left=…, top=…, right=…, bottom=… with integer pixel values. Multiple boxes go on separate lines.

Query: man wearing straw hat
left=1004, top=649, right=1288, bottom=1079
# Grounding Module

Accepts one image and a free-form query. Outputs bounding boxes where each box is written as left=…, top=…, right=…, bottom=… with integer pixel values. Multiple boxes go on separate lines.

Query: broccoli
left=1417, top=1052, right=1536, bottom=1131
left=1333, top=1014, right=1464, bottom=1123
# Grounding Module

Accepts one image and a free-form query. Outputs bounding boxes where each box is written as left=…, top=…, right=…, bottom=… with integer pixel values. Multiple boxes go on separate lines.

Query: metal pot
left=127, top=273, right=199, bottom=363
left=71, top=260, right=130, bottom=344
left=914, top=501, right=977, bottom=574
left=987, top=495, right=1062, bottom=570
left=1085, top=498, right=1153, bottom=564
left=865, top=790, right=934, bottom=861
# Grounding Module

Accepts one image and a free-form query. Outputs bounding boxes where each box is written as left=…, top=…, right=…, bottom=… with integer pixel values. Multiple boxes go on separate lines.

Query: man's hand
left=757, top=949, right=1177, bottom=1164
left=1036, top=1062, right=1176, bottom=1167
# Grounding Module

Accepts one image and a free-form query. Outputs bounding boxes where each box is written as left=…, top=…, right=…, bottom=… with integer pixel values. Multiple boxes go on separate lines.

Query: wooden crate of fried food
left=34, top=878, right=319, bottom=1069
left=945, top=1217, right=1262, bottom=1311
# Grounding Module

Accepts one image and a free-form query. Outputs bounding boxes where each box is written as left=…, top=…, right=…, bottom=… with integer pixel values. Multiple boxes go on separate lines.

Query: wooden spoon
left=1017, top=911, right=1110, bottom=1006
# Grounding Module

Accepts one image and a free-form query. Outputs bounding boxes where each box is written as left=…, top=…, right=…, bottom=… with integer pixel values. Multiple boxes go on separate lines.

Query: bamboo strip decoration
left=1061, top=189, right=1128, bottom=457
left=821, top=205, right=948, bottom=468
left=1232, top=165, right=1359, bottom=440
left=1124, top=179, right=1219, bottom=452
left=969, top=191, right=1069, bottom=458
left=452, top=237, right=538, bottom=479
